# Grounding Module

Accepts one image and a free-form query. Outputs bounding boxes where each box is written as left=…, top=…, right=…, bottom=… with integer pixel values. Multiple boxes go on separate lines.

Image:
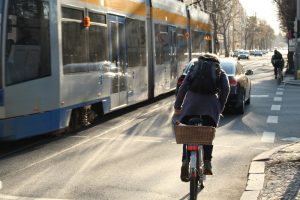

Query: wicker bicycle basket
left=174, top=123, right=216, bottom=145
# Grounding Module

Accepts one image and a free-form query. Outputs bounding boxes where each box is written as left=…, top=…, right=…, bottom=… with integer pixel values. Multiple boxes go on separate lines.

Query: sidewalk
left=283, top=72, right=300, bottom=86
left=240, top=73, right=300, bottom=200
left=241, top=142, right=300, bottom=200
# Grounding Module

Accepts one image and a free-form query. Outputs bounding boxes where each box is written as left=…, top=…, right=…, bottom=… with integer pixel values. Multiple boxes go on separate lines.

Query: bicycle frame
left=187, top=144, right=205, bottom=200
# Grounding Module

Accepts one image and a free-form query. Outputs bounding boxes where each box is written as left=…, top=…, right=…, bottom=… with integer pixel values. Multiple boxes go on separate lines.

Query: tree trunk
left=223, top=31, right=229, bottom=57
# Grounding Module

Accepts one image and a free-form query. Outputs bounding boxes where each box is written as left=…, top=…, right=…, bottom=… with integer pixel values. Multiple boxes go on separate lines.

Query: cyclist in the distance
left=271, top=49, right=284, bottom=79
left=174, top=53, right=229, bottom=182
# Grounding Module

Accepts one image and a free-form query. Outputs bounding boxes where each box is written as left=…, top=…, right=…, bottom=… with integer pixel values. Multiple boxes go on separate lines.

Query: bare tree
left=273, top=0, right=296, bottom=35
left=201, top=0, right=233, bottom=54
left=218, top=0, right=240, bottom=56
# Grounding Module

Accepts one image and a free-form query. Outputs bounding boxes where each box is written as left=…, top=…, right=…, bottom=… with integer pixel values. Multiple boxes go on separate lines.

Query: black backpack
left=272, top=56, right=284, bottom=68
left=189, top=58, right=221, bottom=94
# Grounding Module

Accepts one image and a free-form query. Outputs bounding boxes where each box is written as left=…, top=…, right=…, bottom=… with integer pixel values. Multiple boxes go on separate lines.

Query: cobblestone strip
left=258, top=143, right=300, bottom=200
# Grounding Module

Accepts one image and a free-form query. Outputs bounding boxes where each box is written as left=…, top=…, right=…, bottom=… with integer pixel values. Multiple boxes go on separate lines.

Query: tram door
left=108, top=15, right=128, bottom=109
left=169, top=26, right=178, bottom=89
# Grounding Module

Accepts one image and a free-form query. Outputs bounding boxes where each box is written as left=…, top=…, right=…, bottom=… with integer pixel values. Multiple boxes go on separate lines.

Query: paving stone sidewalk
left=258, top=142, right=300, bottom=200
left=241, top=142, right=300, bottom=200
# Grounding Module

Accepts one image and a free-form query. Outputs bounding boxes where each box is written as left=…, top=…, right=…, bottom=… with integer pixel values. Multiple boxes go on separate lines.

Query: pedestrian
left=173, top=53, right=230, bottom=182
left=271, top=49, right=284, bottom=79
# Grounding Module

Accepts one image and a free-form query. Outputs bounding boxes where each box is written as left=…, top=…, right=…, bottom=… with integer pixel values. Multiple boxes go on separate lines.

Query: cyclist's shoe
left=180, top=160, right=190, bottom=182
left=204, top=160, right=213, bottom=175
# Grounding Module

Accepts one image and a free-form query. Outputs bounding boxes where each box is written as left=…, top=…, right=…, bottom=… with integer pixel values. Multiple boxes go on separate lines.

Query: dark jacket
left=271, top=50, right=284, bottom=68
left=174, top=66, right=230, bottom=126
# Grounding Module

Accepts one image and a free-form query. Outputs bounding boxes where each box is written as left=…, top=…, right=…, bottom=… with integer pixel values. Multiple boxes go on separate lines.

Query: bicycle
left=277, top=66, right=283, bottom=85
left=174, top=118, right=215, bottom=200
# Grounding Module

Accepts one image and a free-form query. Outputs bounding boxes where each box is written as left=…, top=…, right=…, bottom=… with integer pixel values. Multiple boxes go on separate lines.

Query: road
left=0, top=51, right=298, bottom=200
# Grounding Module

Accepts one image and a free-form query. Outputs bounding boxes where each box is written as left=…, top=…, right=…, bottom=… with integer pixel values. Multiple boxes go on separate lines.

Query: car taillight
left=177, top=76, right=185, bottom=86
left=229, top=78, right=237, bottom=86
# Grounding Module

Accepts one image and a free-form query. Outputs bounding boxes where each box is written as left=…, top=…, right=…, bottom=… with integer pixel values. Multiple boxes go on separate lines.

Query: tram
left=0, top=0, right=212, bottom=140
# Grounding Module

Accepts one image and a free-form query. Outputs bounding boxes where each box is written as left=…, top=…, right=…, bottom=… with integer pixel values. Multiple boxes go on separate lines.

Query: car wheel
left=236, top=92, right=245, bottom=114
left=245, top=94, right=250, bottom=105
left=245, top=87, right=251, bottom=105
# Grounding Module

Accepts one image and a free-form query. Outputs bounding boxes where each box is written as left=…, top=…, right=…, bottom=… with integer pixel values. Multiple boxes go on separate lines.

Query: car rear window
left=220, top=62, right=235, bottom=75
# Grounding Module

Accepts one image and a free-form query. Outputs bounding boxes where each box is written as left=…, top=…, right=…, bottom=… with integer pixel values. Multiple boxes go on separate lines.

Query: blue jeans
left=181, top=115, right=216, bottom=162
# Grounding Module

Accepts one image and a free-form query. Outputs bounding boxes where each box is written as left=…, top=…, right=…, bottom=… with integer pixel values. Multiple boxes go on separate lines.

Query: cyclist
left=174, top=53, right=229, bottom=182
left=271, top=49, right=284, bottom=79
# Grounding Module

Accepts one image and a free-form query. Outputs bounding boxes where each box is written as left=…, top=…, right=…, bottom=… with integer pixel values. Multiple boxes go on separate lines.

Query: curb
left=283, top=80, right=300, bottom=86
left=283, top=74, right=300, bottom=86
left=240, top=144, right=292, bottom=200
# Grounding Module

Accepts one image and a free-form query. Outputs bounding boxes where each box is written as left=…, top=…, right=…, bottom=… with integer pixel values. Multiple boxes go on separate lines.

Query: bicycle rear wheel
left=198, top=146, right=205, bottom=189
left=277, top=70, right=282, bottom=85
left=189, top=151, right=199, bottom=200
left=190, top=171, right=198, bottom=200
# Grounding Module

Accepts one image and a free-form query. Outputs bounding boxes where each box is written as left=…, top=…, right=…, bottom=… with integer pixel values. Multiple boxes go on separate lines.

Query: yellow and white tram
left=0, top=0, right=211, bottom=140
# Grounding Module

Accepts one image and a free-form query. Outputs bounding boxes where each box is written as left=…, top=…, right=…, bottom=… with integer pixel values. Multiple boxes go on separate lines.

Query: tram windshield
left=5, top=0, right=51, bottom=86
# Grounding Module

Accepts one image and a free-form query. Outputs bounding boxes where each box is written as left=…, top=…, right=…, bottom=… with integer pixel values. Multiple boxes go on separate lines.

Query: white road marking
left=203, top=145, right=269, bottom=150
left=271, top=105, right=281, bottom=111
left=267, top=116, right=278, bottom=123
left=0, top=194, right=71, bottom=200
left=69, top=135, right=89, bottom=138
left=281, top=137, right=300, bottom=142
left=276, top=91, right=283, bottom=95
left=214, top=145, right=239, bottom=149
left=251, top=95, right=269, bottom=98
left=273, top=97, right=282, bottom=102
left=251, top=147, right=270, bottom=150
left=97, top=137, right=163, bottom=143
left=277, top=88, right=284, bottom=90
left=135, top=139, right=162, bottom=143
left=261, top=132, right=276, bottom=143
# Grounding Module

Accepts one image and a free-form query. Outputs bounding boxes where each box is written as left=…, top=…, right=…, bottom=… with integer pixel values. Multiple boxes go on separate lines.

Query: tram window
left=5, top=0, right=51, bottom=86
left=89, top=25, right=108, bottom=63
left=89, top=13, right=106, bottom=24
left=126, top=18, right=146, bottom=67
left=192, top=31, right=201, bottom=54
left=177, top=28, right=187, bottom=62
left=88, top=12, right=108, bottom=63
left=62, top=7, right=83, bottom=20
left=192, top=30, right=206, bottom=54
left=140, top=22, right=146, bottom=66
left=199, top=33, right=205, bottom=52
left=155, top=24, right=169, bottom=65
left=62, top=8, right=87, bottom=73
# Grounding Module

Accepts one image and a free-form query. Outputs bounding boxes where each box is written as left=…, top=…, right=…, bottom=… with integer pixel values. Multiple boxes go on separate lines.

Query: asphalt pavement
left=241, top=73, right=300, bottom=200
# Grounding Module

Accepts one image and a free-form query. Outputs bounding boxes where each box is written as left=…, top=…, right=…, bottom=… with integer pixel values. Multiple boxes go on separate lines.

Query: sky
left=239, top=0, right=280, bottom=35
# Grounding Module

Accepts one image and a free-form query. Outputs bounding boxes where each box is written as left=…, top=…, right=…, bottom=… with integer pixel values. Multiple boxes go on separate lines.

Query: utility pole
left=295, top=0, right=300, bottom=79
left=186, top=5, right=192, bottom=61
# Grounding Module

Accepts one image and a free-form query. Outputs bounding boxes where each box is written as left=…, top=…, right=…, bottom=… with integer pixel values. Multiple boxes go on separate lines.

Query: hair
left=198, top=53, right=220, bottom=64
